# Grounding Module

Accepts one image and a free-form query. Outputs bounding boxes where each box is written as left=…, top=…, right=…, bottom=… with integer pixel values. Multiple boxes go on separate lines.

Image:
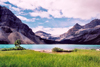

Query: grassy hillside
left=0, top=49, right=100, bottom=67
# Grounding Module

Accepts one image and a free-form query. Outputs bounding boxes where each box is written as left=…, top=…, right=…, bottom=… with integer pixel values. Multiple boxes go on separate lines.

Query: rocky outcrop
left=84, top=19, right=100, bottom=28
left=0, top=6, right=45, bottom=44
left=59, top=23, right=82, bottom=40
left=35, top=31, right=51, bottom=39
left=67, top=23, right=82, bottom=35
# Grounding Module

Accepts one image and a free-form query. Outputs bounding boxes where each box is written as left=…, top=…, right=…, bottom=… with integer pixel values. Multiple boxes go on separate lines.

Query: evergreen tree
left=14, top=39, right=21, bottom=47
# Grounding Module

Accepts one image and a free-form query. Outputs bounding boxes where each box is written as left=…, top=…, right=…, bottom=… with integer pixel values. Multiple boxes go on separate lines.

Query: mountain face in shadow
left=0, top=6, right=46, bottom=44
left=59, top=23, right=82, bottom=40
left=59, top=19, right=100, bottom=44
left=84, top=19, right=100, bottom=28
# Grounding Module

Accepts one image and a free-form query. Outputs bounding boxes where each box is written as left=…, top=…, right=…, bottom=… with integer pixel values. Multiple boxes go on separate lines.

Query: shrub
left=73, top=48, right=78, bottom=52
left=63, top=50, right=68, bottom=52
left=91, top=49, right=95, bottom=50
left=1, top=46, right=26, bottom=51
left=1, top=48, right=8, bottom=51
left=63, top=50, right=73, bottom=52
left=15, top=46, right=26, bottom=50
left=52, top=47, right=63, bottom=52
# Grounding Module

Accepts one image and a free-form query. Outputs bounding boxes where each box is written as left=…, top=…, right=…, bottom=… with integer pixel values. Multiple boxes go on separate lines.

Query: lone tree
left=14, top=39, right=21, bottom=47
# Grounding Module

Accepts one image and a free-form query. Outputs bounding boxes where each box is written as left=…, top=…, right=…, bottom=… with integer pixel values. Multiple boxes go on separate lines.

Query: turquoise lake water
left=0, top=44, right=100, bottom=50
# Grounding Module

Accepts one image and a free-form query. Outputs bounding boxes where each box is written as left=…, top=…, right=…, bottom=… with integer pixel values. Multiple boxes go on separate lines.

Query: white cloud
left=30, top=11, right=51, bottom=19
left=0, top=1, right=22, bottom=14
left=0, top=2, right=7, bottom=6
left=70, top=20, right=88, bottom=26
left=0, top=0, right=8, bottom=2
left=11, top=7, right=20, bottom=12
left=1, top=0, right=100, bottom=19
left=17, top=16, right=35, bottom=22
left=32, top=26, right=72, bottom=36
left=0, top=1, right=10, bottom=6
left=48, top=9, right=63, bottom=18
left=45, top=20, right=49, bottom=22
left=95, top=14, right=100, bottom=19
left=1, top=0, right=99, bottom=19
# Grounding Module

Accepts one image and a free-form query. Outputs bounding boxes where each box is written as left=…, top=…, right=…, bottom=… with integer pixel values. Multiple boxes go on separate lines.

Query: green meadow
left=0, top=49, right=100, bottom=67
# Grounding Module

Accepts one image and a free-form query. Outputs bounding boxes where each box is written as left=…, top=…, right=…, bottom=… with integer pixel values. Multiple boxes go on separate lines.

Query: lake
left=0, top=44, right=100, bottom=50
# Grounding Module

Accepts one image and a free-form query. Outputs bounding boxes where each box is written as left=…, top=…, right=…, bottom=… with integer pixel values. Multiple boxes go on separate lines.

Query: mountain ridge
left=83, top=19, right=100, bottom=28
left=35, top=19, right=100, bottom=44
left=0, top=5, right=46, bottom=44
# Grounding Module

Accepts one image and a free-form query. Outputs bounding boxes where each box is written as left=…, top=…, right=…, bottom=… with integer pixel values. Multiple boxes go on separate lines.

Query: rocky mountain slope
left=59, top=19, right=100, bottom=41
left=84, top=19, right=100, bottom=28
left=59, top=19, right=100, bottom=44
left=0, top=6, right=46, bottom=44
left=35, top=31, right=51, bottom=39
left=35, top=31, right=60, bottom=41
left=59, top=23, right=82, bottom=40
left=35, top=19, right=100, bottom=44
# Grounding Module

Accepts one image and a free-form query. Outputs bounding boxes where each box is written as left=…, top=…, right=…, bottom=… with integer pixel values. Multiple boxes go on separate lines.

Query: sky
left=0, top=0, right=100, bottom=36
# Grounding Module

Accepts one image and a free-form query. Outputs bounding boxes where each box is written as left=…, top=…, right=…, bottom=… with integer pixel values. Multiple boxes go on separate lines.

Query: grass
left=0, top=49, right=100, bottom=67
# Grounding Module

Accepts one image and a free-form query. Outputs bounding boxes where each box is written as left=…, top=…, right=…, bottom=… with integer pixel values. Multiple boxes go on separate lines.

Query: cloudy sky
left=0, top=0, right=100, bottom=36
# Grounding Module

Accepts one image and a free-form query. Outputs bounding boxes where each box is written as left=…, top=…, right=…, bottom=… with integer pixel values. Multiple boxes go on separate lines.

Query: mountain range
left=0, top=5, right=100, bottom=44
left=35, top=19, right=100, bottom=44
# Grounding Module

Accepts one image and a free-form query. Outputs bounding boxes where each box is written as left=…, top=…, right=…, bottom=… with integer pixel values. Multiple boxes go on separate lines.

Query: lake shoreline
left=1, top=45, right=100, bottom=51
left=33, top=48, right=100, bottom=53
left=35, top=49, right=52, bottom=53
